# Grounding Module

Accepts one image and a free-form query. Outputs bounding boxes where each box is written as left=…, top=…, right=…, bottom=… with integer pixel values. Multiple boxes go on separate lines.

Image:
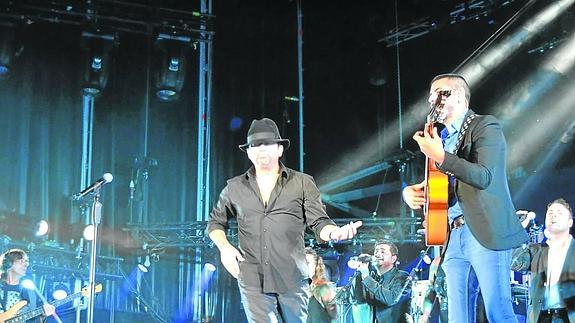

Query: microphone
left=73, top=173, right=113, bottom=200
left=357, top=254, right=374, bottom=263
left=348, top=255, right=376, bottom=269
left=516, top=210, right=536, bottom=222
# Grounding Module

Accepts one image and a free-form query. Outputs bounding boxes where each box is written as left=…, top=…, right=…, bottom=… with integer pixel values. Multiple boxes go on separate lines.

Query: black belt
left=451, top=215, right=465, bottom=229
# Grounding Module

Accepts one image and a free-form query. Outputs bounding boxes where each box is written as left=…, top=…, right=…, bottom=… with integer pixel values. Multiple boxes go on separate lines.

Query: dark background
left=0, top=0, right=574, bottom=321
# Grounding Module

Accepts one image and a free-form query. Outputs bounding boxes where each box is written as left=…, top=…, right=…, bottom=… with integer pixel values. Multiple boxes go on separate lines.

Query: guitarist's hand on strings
left=402, top=181, right=426, bottom=210
left=413, top=123, right=445, bottom=165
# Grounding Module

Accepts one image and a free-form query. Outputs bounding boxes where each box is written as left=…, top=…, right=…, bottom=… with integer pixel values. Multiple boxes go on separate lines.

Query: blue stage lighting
left=205, top=263, right=216, bottom=272
left=52, top=283, right=69, bottom=300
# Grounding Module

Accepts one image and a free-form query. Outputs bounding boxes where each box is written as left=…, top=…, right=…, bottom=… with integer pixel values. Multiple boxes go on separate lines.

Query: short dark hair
left=431, top=73, right=471, bottom=103
left=0, top=249, right=27, bottom=280
left=374, top=239, right=398, bottom=256
left=547, top=198, right=573, bottom=217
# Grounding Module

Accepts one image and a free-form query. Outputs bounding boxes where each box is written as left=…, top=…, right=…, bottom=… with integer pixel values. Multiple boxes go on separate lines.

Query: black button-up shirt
left=207, top=163, right=335, bottom=293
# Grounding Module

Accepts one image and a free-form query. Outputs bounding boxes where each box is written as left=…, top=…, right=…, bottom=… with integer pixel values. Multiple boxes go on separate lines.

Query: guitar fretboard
left=6, top=292, right=82, bottom=323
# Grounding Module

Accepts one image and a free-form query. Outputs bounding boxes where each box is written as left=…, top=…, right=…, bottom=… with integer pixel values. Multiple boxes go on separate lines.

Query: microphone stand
left=332, top=272, right=361, bottom=322
left=86, top=189, right=102, bottom=323
left=395, top=247, right=431, bottom=307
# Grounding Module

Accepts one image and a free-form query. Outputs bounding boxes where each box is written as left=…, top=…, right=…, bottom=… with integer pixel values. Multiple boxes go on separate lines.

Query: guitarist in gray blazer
left=512, top=198, right=575, bottom=323
left=403, top=73, right=528, bottom=322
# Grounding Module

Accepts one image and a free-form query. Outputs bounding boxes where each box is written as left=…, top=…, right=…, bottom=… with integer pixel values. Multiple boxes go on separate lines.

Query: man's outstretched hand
left=219, top=244, right=245, bottom=279
left=329, top=221, right=363, bottom=241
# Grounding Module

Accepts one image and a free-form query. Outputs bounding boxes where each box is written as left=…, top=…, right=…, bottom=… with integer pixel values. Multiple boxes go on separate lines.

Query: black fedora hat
left=238, top=118, right=290, bottom=151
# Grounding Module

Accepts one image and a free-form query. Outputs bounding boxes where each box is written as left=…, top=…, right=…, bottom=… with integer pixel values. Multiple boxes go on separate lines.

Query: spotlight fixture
left=83, top=224, right=95, bottom=241
left=347, top=257, right=360, bottom=270
left=20, top=279, right=36, bottom=290
left=154, top=33, right=192, bottom=101
left=143, top=255, right=151, bottom=268
left=204, top=263, right=216, bottom=272
left=52, top=283, right=70, bottom=300
left=137, top=263, right=148, bottom=273
left=34, top=220, right=49, bottom=237
left=80, top=31, right=117, bottom=97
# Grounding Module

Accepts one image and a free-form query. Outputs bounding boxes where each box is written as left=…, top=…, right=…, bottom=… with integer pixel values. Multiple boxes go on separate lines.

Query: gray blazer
left=512, top=239, right=575, bottom=323
left=438, top=110, right=528, bottom=250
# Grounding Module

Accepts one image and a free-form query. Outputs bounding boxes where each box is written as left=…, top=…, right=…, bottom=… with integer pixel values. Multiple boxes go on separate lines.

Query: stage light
left=143, top=255, right=151, bottom=268
left=316, top=0, right=575, bottom=186
left=0, top=22, right=23, bottom=80
left=496, top=31, right=575, bottom=169
left=347, top=257, right=360, bottom=270
left=137, top=263, right=148, bottom=273
left=200, top=261, right=217, bottom=294
left=204, top=263, right=216, bottom=272
left=83, top=224, right=95, bottom=241
left=52, top=283, right=69, bottom=300
left=154, top=34, right=192, bottom=101
left=462, top=0, right=575, bottom=86
left=80, top=31, right=117, bottom=97
left=21, top=279, right=35, bottom=290
left=34, top=220, right=49, bottom=237
left=230, top=117, right=243, bottom=131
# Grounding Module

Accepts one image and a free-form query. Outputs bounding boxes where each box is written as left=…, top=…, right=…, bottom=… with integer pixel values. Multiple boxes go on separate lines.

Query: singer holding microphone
left=349, top=240, right=411, bottom=323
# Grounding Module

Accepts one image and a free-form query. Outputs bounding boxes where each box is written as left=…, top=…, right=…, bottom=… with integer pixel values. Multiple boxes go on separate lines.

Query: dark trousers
left=238, top=278, right=309, bottom=323
left=538, top=309, right=569, bottom=323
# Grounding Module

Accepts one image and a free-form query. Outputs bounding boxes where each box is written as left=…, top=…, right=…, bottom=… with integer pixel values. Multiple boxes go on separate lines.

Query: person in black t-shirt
left=0, top=249, right=55, bottom=322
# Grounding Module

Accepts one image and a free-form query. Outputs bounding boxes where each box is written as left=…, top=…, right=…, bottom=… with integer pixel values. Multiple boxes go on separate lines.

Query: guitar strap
left=439, top=111, right=478, bottom=260
left=0, top=282, right=7, bottom=312
left=453, top=112, right=477, bottom=154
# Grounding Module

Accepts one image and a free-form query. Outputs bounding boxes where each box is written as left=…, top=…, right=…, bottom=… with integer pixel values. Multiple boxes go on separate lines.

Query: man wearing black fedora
left=207, top=118, right=363, bottom=322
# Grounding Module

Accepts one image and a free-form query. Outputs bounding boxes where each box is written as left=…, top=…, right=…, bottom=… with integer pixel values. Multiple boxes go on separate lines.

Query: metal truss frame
left=379, top=0, right=521, bottom=47
left=0, top=0, right=214, bottom=41
left=124, top=216, right=423, bottom=251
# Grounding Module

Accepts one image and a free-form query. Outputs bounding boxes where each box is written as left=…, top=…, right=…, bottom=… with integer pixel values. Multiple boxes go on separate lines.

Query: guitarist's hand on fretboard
left=402, top=181, right=426, bottom=210
left=42, top=303, right=56, bottom=319
left=413, top=124, right=445, bottom=165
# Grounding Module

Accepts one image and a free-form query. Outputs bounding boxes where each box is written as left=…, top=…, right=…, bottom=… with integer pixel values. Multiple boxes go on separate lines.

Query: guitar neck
left=7, top=292, right=82, bottom=323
